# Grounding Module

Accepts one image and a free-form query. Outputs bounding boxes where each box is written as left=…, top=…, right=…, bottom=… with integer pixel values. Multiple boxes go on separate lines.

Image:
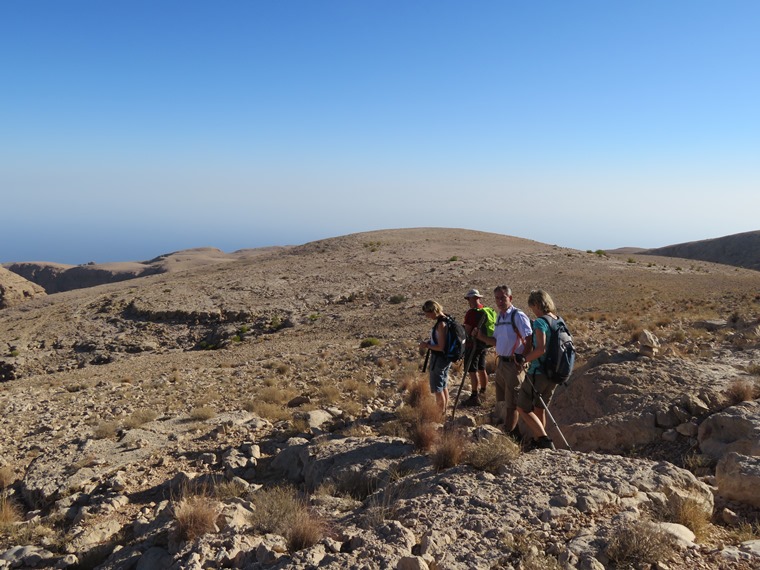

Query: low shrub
left=724, top=379, right=759, bottom=405
left=606, top=520, right=675, bottom=568
left=249, top=486, right=326, bottom=551
left=360, top=337, right=381, bottom=348
left=409, top=420, right=438, bottom=451
left=123, top=408, right=158, bottom=429
left=173, top=495, right=220, bottom=541
left=431, top=429, right=466, bottom=471
left=189, top=406, right=216, bottom=421
left=93, top=420, right=119, bottom=440
left=668, top=498, right=712, bottom=542
left=465, top=436, right=520, bottom=473
left=0, top=494, right=22, bottom=530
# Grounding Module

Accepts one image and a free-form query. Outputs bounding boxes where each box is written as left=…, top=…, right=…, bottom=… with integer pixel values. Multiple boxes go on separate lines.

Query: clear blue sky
left=2, top=1, right=758, bottom=264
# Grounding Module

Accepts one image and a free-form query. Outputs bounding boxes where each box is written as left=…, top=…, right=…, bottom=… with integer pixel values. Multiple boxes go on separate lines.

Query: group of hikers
left=419, top=286, right=562, bottom=451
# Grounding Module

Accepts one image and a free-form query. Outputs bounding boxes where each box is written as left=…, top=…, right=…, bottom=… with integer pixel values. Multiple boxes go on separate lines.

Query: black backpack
left=439, top=315, right=467, bottom=362
left=538, top=315, right=576, bottom=384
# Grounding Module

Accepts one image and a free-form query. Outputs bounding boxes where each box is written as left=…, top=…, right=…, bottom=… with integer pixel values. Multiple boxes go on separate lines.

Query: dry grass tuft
left=123, top=408, right=158, bottom=429
left=363, top=478, right=413, bottom=527
left=408, top=421, right=439, bottom=451
left=249, top=401, right=292, bottom=422
left=249, top=486, right=326, bottom=551
left=93, top=420, right=119, bottom=439
left=724, top=379, right=759, bottom=405
left=668, top=498, right=712, bottom=542
left=189, top=406, right=216, bottom=421
left=431, top=429, right=466, bottom=471
left=173, top=495, right=220, bottom=541
left=0, top=494, right=22, bottom=530
left=213, top=479, right=249, bottom=500
left=606, top=520, right=675, bottom=568
left=398, top=378, right=441, bottom=425
left=0, top=466, right=14, bottom=489
left=288, top=508, right=327, bottom=551
left=465, top=436, right=521, bottom=473
left=731, top=521, right=760, bottom=542
left=249, top=486, right=303, bottom=534
left=521, top=551, right=562, bottom=570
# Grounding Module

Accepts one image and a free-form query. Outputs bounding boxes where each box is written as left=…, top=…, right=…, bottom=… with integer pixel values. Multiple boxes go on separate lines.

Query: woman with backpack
left=419, top=300, right=451, bottom=416
left=517, top=289, right=559, bottom=450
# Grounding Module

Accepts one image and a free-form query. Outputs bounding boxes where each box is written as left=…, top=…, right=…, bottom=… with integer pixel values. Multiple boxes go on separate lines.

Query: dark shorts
left=466, top=346, right=488, bottom=372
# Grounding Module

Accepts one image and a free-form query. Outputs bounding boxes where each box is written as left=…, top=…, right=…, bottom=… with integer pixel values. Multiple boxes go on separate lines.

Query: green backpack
left=476, top=306, right=497, bottom=337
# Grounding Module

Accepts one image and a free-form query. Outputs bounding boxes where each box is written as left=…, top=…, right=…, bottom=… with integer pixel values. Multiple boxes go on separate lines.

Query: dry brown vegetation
left=724, top=378, right=760, bottom=405
left=606, top=520, right=676, bottom=567
left=249, top=486, right=326, bottom=551
left=465, top=436, right=521, bottom=473
left=173, top=494, right=220, bottom=541
left=431, top=428, right=466, bottom=470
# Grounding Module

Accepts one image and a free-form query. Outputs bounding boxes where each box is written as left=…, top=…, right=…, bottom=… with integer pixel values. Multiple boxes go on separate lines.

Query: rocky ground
left=1, top=228, right=759, bottom=569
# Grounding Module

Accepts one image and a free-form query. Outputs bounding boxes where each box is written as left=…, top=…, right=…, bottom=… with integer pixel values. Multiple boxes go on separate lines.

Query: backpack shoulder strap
left=538, top=315, right=559, bottom=330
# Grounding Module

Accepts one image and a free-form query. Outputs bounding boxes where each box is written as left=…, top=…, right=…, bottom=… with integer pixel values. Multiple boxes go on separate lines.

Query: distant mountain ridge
left=2, top=246, right=287, bottom=294
left=641, top=230, right=760, bottom=272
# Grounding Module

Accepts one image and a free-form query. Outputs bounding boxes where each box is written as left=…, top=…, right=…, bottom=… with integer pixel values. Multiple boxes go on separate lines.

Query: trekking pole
left=450, top=312, right=487, bottom=422
left=524, top=372, right=572, bottom=451
left=421, top=349, right=430, bottom=373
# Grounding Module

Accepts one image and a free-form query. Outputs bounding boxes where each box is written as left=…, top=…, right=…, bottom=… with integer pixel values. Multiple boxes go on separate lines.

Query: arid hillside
left=641, top=229, right=760, bottom=272
left=1, top=228, right=759, bottom=569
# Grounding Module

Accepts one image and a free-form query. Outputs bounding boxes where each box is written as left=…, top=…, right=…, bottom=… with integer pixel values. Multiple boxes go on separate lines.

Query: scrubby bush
left=0, top=494, right=22, bottom=530
left=431, top=429, right=466, bottom=471
left=724, top=379, right=759, bottom=405
left=189, top=406, right=216, bottom=421
left=93, top=420, right=119, bottom=439
left=173, top=495, right=220, bottom=541
left=249, top=486, right=326, bottom=551
left=465, top=436, right=520, bottom=473
left=123, top=408, right=158, bottom=429
left=360, top=337, right=381, bottom=348
left=606, top=520, right=675, bottom=568
left=409, top=420, right=438, bottom=451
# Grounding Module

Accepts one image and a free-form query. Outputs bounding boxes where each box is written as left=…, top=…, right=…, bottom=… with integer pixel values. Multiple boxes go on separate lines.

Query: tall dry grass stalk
left=249, top=486, right=325, bottom=551
left=173, top=494, right=220, bottom=541
left=409, top=421, right=439, bottom=451
left=668, top=498, right=712, bottom=542
left=398, top=377, right=442, bottom=425
left=724, top=379, right=759, bottom=405
left=0, top=494, right=22, bottom=530
left=431, top=429, right=466, bottom=471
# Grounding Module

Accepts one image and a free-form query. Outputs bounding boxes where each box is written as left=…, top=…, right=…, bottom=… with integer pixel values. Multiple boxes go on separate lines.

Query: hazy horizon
left=3, top=1, right=759, bottom=265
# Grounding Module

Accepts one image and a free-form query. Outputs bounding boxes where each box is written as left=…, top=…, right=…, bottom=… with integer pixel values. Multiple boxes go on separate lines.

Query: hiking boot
left=462, top=393, right=480, bottom=407
left=506, top=427, right=523, bottom=445
left=535, top=436, right=555, bottom=450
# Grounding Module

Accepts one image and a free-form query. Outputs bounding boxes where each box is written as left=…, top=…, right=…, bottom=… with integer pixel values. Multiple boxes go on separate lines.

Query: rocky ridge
left=0, top=228, right=759, bottom=569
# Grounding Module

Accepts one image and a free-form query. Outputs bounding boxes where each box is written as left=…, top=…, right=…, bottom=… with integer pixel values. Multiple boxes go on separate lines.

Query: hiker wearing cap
left=517, top=289, right=559, bottom=450
left=419, top=300, right=451, bottom=416
left=472, top=285, right=532, bottom=439
left=462, top=289, right=489, bottom=407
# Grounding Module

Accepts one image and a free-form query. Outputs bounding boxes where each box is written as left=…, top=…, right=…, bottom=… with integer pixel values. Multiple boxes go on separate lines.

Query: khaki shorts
left=517, top=371, right=558, bottom=411
left=494, top=358, right=525, bottom=409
